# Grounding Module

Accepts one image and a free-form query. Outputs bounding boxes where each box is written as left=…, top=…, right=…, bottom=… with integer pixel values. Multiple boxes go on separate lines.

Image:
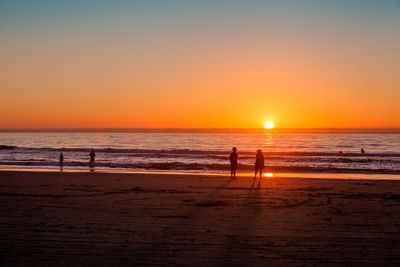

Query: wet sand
left=1, top=170, right=400, bottom=266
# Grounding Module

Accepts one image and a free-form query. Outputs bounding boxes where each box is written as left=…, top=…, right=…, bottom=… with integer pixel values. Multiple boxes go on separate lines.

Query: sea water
left=0, top=131, right=399, bottom=175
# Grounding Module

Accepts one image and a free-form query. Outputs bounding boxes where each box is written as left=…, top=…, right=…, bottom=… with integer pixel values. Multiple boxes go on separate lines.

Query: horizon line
left=1, top=127, right=400, bottom=133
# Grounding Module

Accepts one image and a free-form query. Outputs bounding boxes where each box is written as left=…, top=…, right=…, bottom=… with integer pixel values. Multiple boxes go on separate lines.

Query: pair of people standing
left=230, top=147, right=265, bottom=179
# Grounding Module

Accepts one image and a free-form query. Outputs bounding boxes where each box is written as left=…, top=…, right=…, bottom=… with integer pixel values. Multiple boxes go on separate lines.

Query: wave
left=3, top=145, right=400, bottom=158
left=0, top=145, right=18, bottom=150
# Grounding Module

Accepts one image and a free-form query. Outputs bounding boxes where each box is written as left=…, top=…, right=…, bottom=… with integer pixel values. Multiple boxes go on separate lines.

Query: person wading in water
left=89, top=149, right=96, bottom=167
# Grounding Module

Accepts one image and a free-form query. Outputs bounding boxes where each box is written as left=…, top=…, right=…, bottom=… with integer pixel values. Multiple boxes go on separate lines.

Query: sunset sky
left=1, top=0, right=399, bottom=129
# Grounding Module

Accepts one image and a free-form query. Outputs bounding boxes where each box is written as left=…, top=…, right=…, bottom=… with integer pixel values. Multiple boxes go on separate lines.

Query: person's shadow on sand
left=217, top=177, right=264, bottom=266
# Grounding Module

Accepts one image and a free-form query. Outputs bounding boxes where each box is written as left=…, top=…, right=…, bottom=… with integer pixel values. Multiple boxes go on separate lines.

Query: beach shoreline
left=2, top=167, right=400, bottom=181
left=1, top=170, right=400, bottom=266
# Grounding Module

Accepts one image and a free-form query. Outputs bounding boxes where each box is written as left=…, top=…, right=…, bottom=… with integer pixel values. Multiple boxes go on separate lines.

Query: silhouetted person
left=229, top=147, right=238, bottom=179
left=361, top=148, right=365, bottom=154
left=89, top=149, right=96, bottom=166
left=59, top=152, right=64, bottom=167
left=255, top=149, right=265, bottom=179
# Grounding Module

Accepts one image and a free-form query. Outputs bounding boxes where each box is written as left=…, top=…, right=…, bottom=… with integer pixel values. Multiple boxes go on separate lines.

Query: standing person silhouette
left=89, top=149, right=96, bottom=166
left=59, top=152, right=64, bottom=170
left=59, top=152, right=64, bottom=166
left=229, top=147, right=238, bottom=179
left=254, top=149, right=264, bottom=179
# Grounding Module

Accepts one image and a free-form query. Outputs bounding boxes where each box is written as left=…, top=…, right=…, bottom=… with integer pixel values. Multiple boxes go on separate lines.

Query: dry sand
left=0, top=170, right=400, bottom=266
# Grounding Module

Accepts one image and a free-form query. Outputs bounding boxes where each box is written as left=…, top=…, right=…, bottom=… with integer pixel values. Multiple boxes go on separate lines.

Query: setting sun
left=264, top=121, right=275, bottom=129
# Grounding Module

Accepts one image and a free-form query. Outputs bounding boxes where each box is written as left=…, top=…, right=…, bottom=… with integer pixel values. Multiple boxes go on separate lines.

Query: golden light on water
left=264, top=121, right=275, bottom=129
left=264, top=173, right=274, bottom=177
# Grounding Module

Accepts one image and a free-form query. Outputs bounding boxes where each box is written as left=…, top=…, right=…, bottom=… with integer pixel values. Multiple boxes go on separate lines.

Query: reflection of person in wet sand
left=89, top=149, right=96, bottom=166
left=254, top=149, right=264, bottom=179
left=229, top=147, right=238, bottom=179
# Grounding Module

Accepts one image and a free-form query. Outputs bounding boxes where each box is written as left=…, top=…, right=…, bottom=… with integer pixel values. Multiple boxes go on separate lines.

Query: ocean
left=0, top=131, right=400, bottom=176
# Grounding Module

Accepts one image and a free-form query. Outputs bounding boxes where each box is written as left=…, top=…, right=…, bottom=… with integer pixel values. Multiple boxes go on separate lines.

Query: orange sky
left=1, top=1, right=399, bottom=129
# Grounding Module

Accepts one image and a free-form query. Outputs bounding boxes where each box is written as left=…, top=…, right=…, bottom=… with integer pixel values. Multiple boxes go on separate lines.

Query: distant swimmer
left=59, top=152, right=64, bottom=167
left=254, top=149, right=265, bottom=179
left=229, top=147, right=238, bottom=179
left=361, top=148, right=365, bottom=154
left=89, top=149, right=96, bottom=166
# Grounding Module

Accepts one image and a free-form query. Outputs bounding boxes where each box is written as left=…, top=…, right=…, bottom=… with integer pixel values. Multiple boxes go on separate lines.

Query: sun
left=264, top=121, right=275, bottom=129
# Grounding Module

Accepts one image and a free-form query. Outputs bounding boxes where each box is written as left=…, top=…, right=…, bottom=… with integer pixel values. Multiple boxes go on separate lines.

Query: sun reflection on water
left=264, top=133, right=273, bottom=147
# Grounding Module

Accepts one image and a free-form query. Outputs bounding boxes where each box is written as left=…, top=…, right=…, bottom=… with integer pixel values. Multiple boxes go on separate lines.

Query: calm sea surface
left=0, top=131, right=400, bottom=175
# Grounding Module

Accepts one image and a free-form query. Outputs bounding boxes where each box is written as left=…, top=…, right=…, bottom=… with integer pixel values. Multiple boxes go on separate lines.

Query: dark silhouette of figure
left=254, top=149, right=265, bottom=179
left=89, top=149, right=96, bottom=166
left=59, top=152, right=64, bottom=172
left=59, top=152, right=64, bottom=167
left=339, top=151, right=343, bottom=154
left=229, top=147, right=238, bottom=179
left=361, top=148, right=365, bottom=154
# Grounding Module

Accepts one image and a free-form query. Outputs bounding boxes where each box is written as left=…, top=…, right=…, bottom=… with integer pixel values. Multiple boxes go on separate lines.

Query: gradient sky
left=1, top=0, right=399, bottom=129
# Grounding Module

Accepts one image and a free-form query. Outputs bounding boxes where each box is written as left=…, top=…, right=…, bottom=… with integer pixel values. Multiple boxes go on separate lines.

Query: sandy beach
left=1, top=171, right=400, bottom=266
